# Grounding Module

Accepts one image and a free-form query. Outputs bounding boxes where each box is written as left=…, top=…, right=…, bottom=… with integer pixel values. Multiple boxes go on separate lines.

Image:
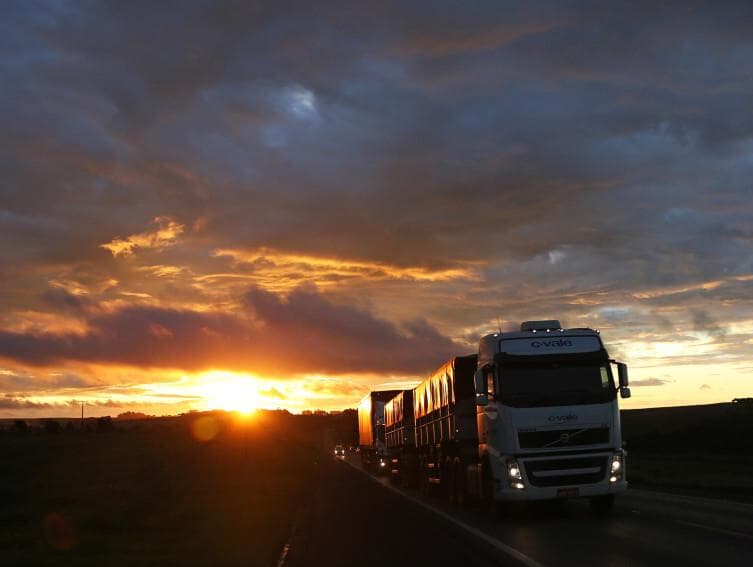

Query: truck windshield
left=498, top=362, right=615, bottom=407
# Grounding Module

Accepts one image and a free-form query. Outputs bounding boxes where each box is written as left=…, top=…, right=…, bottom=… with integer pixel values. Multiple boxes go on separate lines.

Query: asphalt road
left=283, top=454, right=513, bottom=566
left=283, top=454, right=753, bottom=567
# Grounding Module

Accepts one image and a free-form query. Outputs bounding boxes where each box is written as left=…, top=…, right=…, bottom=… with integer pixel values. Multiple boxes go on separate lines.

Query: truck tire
left=481, top=461, right=502, bottom=519
left=419, top=459, right=430, bottom=496
left=589, top=494, right=615, bottom=515
left=452, top=460, right=466, bottom=508
left=443, top=458, right=453, bottom=501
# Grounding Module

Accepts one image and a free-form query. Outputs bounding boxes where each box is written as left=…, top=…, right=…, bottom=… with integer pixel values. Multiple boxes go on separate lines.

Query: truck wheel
left=419, top=461, right=429, bottom=496
left=589, top=494, right=615, bottom=515
left=481, top=462, right=501, bottom=519
left=453, top=461, right=466, bottom=508
left=445, top=460, right=455, bottom=503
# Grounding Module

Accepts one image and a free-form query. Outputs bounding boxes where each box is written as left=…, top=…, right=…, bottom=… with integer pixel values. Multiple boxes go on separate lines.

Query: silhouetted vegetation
left=95, top=416, right=114, bottom=432
left=43, top=420, right=61, bottom=435
left=0, top=410, right=347, bottom=565
left=114, top=411, right=155, bottom=421
left=12, top=419, right=29, bottom=435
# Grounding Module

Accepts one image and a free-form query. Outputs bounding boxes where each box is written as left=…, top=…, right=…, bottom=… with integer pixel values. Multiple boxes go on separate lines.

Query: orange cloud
left=212, top=247, right=480, bottom=291
left=0, top=285, right=462, bottom=377
left=100, top=216, right=185, bottom=257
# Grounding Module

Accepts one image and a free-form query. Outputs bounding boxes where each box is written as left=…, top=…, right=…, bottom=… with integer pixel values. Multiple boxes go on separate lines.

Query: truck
left=358, top=390, right=400, bottom=473
left=384, top=389, right=416, bottom=484
left=376, top=320, right=630, bottom=514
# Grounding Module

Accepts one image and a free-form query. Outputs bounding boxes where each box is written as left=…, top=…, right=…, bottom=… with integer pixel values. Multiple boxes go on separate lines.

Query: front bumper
left=497, top=478, right=627, bottom=501
left=493, top=451, right=627, bottom=502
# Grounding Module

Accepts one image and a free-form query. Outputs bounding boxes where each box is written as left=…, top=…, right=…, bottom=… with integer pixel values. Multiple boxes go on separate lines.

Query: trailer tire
left=452, top=460, right=466, bottom=508
left=442, top=457, right=452, bottom=500
left=445, top=459, right=455, bottom=504
left=419, top=459, right=430, bottom=496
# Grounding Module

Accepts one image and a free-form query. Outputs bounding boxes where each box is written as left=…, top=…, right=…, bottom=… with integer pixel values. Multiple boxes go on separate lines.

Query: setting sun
left=199, top=371, right=263, bottom=415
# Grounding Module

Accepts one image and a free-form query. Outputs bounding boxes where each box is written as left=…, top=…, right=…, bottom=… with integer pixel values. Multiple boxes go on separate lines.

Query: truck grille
left=524, top=456, right=607, bottom=487
left=518, top=427, right=609, bottom=449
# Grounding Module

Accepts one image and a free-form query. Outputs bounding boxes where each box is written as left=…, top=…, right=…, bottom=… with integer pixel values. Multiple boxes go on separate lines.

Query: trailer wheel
left=418, top=459, right=430, bottom=496
left=445, top=460, right=455, bottom=504
left=452, top=460, right=466, bottom=508
left=442, top=458, right=453, bottom=500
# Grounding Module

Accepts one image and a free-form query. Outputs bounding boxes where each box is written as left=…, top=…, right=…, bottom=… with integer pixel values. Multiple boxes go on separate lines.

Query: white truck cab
left=473, top=320, right=629, bottom=511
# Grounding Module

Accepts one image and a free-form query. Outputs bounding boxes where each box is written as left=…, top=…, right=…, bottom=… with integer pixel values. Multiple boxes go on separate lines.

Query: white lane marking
left=340, top=458, right=546, bottom=567
left=675, top=519, right=753, bottom=542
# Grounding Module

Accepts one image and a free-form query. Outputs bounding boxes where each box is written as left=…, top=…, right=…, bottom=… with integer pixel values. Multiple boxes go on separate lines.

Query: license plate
left=557, top=488, right=579, bottom=498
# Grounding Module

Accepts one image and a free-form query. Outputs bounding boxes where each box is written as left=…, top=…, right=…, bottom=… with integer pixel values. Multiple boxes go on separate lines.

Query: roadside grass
left=0, top=413, right=319, bottom=566
left=628, top=451, right=753, bottom=501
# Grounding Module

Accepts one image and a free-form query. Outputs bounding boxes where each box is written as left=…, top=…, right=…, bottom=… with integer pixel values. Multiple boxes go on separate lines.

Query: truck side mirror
left=474, top=368, right=489, bottom=406
left=617, top=362, right=629, bottom=388
left=616, top=362, right=630, bottom=398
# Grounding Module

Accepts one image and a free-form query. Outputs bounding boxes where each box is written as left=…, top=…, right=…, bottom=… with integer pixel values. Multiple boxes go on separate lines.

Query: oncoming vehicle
left=371, top=320, right=630, bottom=515
left=334, top=444, right=345, bottom=458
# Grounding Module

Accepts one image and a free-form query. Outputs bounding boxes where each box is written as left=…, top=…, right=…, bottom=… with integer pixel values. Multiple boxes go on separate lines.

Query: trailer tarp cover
left=358, top=390, right=401, bottom=447
left=413, top=355, right=477, bottom=420
left=385, top=390, right=415, bottom=428
left=385, top=391, right=404, bottom=428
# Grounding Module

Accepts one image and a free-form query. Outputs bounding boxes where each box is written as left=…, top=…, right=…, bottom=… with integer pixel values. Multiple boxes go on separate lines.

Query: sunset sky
left=2, top=1, right=752, bottom=417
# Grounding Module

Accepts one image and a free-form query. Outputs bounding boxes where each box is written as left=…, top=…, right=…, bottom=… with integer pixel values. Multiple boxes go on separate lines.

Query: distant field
left=628, top=451, right=753, bottom=501
left=623, top=402, right=753, bottom=501
left=0, top=412, right=324, bottom=566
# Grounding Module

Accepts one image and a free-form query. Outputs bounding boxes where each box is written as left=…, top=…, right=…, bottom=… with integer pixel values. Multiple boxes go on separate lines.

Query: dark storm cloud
left=4, top=0, right=752, bottom=272
left=0, top=395, right=60, bottom=410
left=41, top=288, right=92, bottom=314
left=0, top=286, right=460, bottom=375
left=2, top=0, right=753, bottom=396
left=0, top=370, right=100, bottom=393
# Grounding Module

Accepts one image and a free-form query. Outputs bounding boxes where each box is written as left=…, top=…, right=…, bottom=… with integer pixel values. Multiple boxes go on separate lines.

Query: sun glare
left=200, top=371, right=262, bottom=415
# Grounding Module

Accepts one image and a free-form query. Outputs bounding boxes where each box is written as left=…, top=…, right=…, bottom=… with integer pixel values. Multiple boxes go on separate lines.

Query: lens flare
left=43, top=512, right=76, bottom=550
left=191, top=415, right=220, bottom=442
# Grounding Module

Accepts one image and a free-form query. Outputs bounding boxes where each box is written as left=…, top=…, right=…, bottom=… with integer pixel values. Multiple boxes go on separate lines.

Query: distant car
left=334, top=444, right=345, bottom=458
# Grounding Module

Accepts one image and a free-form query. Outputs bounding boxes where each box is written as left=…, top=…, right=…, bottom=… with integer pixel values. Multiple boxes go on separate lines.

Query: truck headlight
left=609, top=452, right=624, bottom=482
left=507, top=458, right=524, bottom=489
